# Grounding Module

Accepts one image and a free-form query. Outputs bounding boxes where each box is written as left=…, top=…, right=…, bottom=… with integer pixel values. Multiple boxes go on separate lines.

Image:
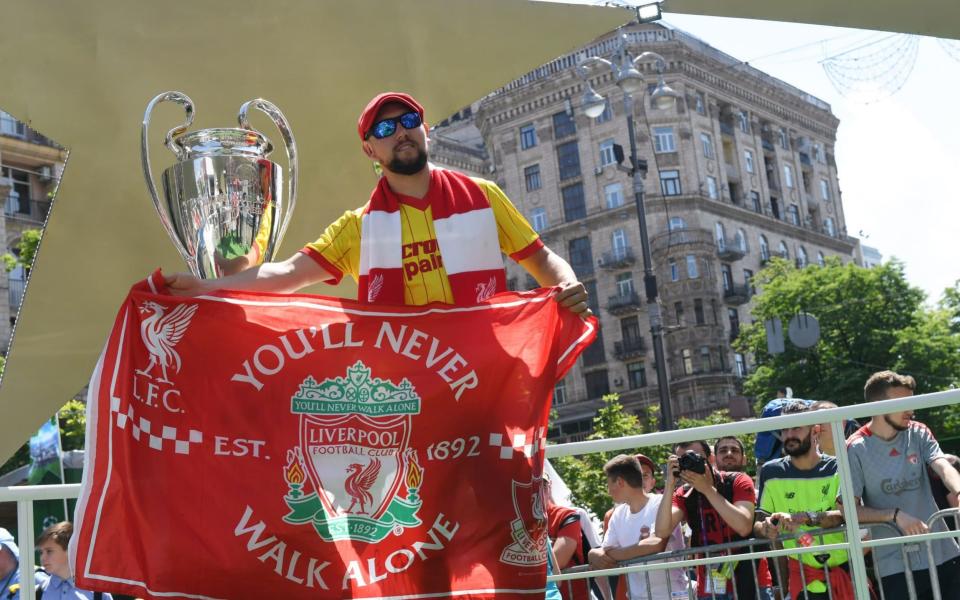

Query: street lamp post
left=577, top=32, right=680, bottom=430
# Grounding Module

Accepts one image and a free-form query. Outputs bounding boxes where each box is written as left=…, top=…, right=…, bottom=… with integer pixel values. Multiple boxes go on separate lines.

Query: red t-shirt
left=672, top=471, right=773, bottom=596
left=547, top=505, right=590, bottom=600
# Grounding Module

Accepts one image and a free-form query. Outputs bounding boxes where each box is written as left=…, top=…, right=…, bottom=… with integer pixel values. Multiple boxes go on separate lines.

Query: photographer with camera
left=655, top=441, right=773, bottom=600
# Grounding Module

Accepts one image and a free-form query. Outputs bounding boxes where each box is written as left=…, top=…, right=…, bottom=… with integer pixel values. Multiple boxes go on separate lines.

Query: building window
left=595, top=101, right=613, bottom=124
left=738, top=111, right=750, bottom=133
left=669, top=259, right=679, bottom=281
left=686, top=255, right=699, bottom=278
left=721, top=264, right=733, bottom=291
left=0, top=111, right=26, bottom=138
left=779, top=127, right=789, bottom=150
left=519, top=124, right=537, bottom=150
left=695, top=92, right=706, bottom=115
left=729, top=308, right=740, bottom=339
left=599, top=139, right=617, bottom=167
left=674, top=301, right=685, bottom=326
left=744, top=150, right=755, bottom=174
left=554, top=379, right=567, bottom=405
left=817, top=251, right=826, bottom=267
left=621, top=316, right=642, bottom=343
left=700, top=346, right=712, bottom=373
left=710, top=299, right=719, bottom=324
left=568, top=236, right=593, bottom=277
left=557, top=140, right=581, bottom=180
left=715, top=222, right=726, bottom=250
left=783, top=164, right=794, bottom=189
left=706, top=176, right=719, bottom=199
left=653, top=127, right=676, bottom=153
left=759, top=235, right=770, bottom=261
left=604, top=182, right=624, bottom=209
left=824, top=217, right=836, bottom=237
left=813, top=143, right=824, bottom=163
left=524, top=164, right=541, bottom=191
left=786, top=203, right=800, bottom=226
left=778, top=241, right=789, bottom=259
left=627, top=362, right=647, bottom=389
left=694, top=298, right=705, bottom=325
left=612, top=228, right=628, bottom=258
left=561, top=183, right=586, bottom=222
left=734, top=353, right=746, bottom=377
left=530, top=207, right=547, bottom=233
left=735, top=229, right=747, bottom=252
left=700, top=132, right=715, bottom=159
left=797, top=246, right=808, bottom=268
left=660, top=170, right=681, bottom=196
left=616, top=272, right=634, bottom=297
left=820, top=179, right=830, bottom=201
left=553, top=110, right=577, bottom=138
left=750, top=191, right=762, bottom=213
left=668, top=216, right=687, bottom=231
left=585, top=370, right=610, bottom=399
left=682, top=349, right=694, bottom=376
left=744, top=268, right=755, bottom=292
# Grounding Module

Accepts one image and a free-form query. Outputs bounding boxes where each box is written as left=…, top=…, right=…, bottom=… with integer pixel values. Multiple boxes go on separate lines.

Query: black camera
left=674, top=450, right=707, bottom=476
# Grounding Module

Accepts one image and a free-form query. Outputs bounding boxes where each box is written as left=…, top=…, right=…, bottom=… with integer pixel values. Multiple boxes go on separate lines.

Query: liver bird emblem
left=344, top=458, right=381, bottom=515
left=136, top=301, right=199, bottom=384
left=475, top=276, right=497, bottom=302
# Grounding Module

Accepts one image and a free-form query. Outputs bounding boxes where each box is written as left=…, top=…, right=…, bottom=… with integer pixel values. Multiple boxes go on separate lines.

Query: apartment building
left=432, top=22, right=861, bottom=441
left=0, top=110, right=66, bottom=351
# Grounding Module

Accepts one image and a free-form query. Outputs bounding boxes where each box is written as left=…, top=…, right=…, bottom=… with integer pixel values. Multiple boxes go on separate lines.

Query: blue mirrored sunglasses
left=367, top=111, right=422, bottom=139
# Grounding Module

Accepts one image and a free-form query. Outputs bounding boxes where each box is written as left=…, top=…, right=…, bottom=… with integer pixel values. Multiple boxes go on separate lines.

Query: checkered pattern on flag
left=71, top=271, right=596, bottom=600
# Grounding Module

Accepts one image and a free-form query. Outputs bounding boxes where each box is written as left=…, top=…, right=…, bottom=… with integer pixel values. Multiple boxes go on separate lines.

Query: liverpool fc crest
left=282, top=361, right=424, bottom=543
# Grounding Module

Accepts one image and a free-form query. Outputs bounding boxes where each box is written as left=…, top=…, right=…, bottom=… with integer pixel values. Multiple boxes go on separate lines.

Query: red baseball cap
left=635, top=453, right=656, bottom=474
left=358, top=92, right=425, bottom=140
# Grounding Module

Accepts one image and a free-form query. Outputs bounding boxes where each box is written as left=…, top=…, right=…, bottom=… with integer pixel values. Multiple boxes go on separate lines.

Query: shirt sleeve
left=918, top=424, right=946, bottom=465
left=602, top=507, right=621, bottom=548
left=671, top=485, right=688, bottom=520
left=474, top=178, right=543, bottom=261
left=731, top=472, right=756, bottom=505
left=757, top=466, right=773, bottom=515
left=846, top=443, right=866, bottom=499
left=299, top=207, right=363, bottom=283
left=556, top=512, right=581, bottom=543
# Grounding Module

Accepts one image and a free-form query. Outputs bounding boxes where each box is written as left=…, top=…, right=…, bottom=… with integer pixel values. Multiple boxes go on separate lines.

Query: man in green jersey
left=754, top=401, right=850, bottom=600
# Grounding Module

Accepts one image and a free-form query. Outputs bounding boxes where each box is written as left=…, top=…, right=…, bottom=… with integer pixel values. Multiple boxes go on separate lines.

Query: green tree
left=736, top=258, right=960, bottom=439
left=2, top=228, right=42, bottom=273
left=943, top=280, right=960, bottom=334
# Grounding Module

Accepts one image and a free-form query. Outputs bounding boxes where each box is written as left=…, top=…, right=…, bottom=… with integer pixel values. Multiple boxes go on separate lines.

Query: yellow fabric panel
left=471, top=178, right=540, bottom=258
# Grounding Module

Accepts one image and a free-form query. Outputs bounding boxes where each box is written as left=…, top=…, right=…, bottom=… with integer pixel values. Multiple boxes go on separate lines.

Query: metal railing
left=544, top=388, right=960, bottom=599
left=3, top=390, right=959, bottom=599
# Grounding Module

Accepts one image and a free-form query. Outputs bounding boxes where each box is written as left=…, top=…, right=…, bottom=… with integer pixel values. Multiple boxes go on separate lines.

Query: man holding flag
left=166, top=91, right=590, bottom=316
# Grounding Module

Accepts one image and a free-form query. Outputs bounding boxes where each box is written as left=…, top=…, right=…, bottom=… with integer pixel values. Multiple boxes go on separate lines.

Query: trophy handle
left=238, top=99, right=298, bottom=250
left=141, top=91, right=195, bottom=266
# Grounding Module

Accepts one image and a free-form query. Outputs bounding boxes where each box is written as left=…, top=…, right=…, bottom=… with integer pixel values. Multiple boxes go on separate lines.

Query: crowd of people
left=548, top=370, right=960, bottom=600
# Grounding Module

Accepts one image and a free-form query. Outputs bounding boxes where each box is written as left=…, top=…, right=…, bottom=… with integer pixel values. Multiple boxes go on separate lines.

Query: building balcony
left=581, top=340, right=606, bottom=367
left=716, top=238, right=746, bottom=261
left=614, top=337, right=647, bottom=360
left=607, top=292, right=642, bottom=315
left=723, top=284, right=752, bottom=305
left=719, top=121, right=735, bottom=137
left=724, top=163, right=740, bottom=181
left=4, top=196, right=51, bottom=225
left=799, top=152, right=813, bottom=167
left=761, top=139, right=775, bottom=152
left=599, top=248, right=636, bottom=270
left=8, top=277, right=25, bottom=309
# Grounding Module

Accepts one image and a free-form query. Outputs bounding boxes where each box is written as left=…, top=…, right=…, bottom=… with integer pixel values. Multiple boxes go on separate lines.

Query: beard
left=720, top=459, right=745, bottom=472
left=784, top=432, right=813, bottom=457
left=385, top=146, right=428, bottom=175
left=884, top=414, right=909, bottom=431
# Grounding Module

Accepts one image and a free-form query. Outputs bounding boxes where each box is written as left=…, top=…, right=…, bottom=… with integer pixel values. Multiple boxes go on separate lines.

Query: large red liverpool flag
left=71, top=272, right=597, bottom=600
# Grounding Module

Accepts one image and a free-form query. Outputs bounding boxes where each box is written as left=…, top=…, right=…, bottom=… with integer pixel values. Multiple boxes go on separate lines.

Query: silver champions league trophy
left=141, top=92, right=298, bottom=278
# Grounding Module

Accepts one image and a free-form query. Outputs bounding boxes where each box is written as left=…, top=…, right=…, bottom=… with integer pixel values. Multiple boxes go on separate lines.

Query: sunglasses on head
left=366, top=111, right=422, bottom=139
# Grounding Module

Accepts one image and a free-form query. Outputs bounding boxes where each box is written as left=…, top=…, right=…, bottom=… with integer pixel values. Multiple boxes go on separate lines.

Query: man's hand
left=588, top=547, right=617, bottom=570
left=679, top=467, right=715, bottom=495
left=164, top=272, right=212, bottom=297
left=895, top=510, right=929, bottom=536
left=758, top=512, right=795, bottom=539
left=554, top=281, right=592, bottom=317
left=663, top=455, right=680, bottom=489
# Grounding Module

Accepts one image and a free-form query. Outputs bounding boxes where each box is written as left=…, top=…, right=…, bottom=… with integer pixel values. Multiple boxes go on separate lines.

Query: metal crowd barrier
left=545, top=387, right=960, bottom=599
left=1, top=389, right=959, bottom=599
